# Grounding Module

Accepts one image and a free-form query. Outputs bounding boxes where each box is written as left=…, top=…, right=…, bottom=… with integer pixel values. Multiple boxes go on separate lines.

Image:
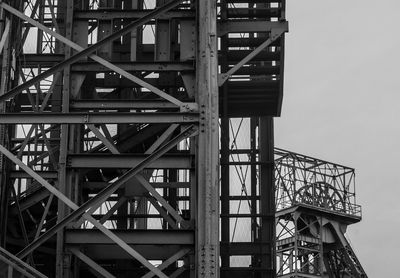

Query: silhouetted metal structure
left=0, top=0, right=288, bottom=277
left=275, top=149, right=367, bottom=278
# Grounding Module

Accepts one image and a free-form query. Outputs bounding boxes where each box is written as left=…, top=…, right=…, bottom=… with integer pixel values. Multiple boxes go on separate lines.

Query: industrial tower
left=275, top=149, right=367, bottom=278
left=0, top=0, right=288, bottom=277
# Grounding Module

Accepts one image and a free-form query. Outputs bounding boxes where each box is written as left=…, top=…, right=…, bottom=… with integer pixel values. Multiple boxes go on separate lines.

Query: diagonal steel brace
left=1, top=3, right=183, bottom=106
left=218, top=24, right=288, bottom=86
left=0, top=126, right=197, bottom=277
left=0, top=0, right=184, bottom=104
left=11, top=125, right=197, bottom=258
left=0, top=145, right=169, bottom=278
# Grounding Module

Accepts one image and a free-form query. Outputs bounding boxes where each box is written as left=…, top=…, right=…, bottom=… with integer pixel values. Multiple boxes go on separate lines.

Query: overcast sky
left=275, top=0, right=400, bottom=276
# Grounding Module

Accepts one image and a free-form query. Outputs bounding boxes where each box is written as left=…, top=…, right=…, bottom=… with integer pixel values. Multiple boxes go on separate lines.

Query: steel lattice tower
left=0, top=0, right=288, bottom=277
left=275, top=149, right=368, bottom=278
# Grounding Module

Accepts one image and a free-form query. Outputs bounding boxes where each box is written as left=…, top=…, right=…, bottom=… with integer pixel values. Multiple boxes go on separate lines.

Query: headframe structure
left=275, top=149, right=368, bottom=277
left=0, top=0, right=287, bottom=277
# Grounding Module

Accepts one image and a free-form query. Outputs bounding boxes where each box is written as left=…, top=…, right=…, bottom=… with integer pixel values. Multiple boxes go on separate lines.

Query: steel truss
left=275, top=149, right=367, bottom=278
left=0, top=0, right=287, bottom=277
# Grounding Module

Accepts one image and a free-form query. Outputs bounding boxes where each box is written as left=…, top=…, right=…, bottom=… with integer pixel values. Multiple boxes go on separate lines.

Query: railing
left=276, top=194, right=362, bottom=218
left=275, top=148, right=362, bottom=218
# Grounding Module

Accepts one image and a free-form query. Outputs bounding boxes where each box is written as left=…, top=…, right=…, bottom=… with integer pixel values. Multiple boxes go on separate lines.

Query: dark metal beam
left=10, top=171, right=58, bottom=179
left=68, top=154, right=192, bottom=169
left=65, top=229, right=193, bottom=245
left=74, top=10, right=194, bottom=20
left=71, top=61, right=194, bottom=72
left=217, top=21, right=288, bottom=36
left=0, top=112, right=198, bottom=124
left=70, top=100, right=178, bottom=110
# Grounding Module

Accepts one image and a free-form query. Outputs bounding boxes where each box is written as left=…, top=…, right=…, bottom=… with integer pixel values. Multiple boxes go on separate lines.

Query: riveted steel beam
left=70, top=100, right=178, bottom=110
left=71, top=61, right=194, bottom=72
left=74, top=10, right=195, bottom=20
left=196, top=0, right=220, bottom=277
left=0, top=112, right=198, bottom=124
left=67, top=154, right=192, bottom=169
left=65, top=229, right=193, bottom=246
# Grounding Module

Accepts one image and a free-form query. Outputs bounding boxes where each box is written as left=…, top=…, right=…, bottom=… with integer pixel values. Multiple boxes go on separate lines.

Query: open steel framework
left=0, top=0, right=288, bottom=277
left=275, top=149, right=367, bottom=278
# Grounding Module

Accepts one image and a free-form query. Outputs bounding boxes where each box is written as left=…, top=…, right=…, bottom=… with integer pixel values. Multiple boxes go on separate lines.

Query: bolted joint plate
left=199, top=244, right=218, bottom=278
left=180, top=102, right=199, bottom=113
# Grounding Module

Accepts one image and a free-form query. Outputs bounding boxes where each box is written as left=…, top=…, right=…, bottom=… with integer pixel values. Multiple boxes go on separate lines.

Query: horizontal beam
left=0, top=112, right=198, bottom=124
left=17, top=53, right=64, bottom=65
left=70, top=100, right=178, bottom=110
left=74, top=9, right=194, bottom=20
left=220, top=268, right=274, bottom=278
left=218, top=20, right=288, bottom=36
left=71, top=61, right=194, bottom=72
left=81, top=245, right=188, bottom=261
left=220, top=242, right=272, bottom=256
left=225, top=7, right=281, bottom=18
left=83, top=181, right=190, bottom=190
left=65, top=229, right=193, bottom=245
left=10, top=171, right=58, bottom=179
left=68, top=154, right=192, bottom=169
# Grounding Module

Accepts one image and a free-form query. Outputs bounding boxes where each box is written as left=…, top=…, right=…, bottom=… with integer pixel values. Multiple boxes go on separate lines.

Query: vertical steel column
left=219, top=0, right=230, bottom=271
left=56, top=0, right=73, bottom=276
left=250, top=118, right=258, bottom=264
left=0, top=2, right=13, bottom=249
left=196, top=0, right=219, bottom=277
left=259, top=117, right=275, bottom=276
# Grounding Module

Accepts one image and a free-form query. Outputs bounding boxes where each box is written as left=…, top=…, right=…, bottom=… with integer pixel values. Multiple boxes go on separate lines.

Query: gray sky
left=275, top=0, right=400, bottom=276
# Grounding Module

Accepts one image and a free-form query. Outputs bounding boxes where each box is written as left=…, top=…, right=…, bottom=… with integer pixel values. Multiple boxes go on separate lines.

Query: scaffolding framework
left=0, top=1, right=288, bottom=277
